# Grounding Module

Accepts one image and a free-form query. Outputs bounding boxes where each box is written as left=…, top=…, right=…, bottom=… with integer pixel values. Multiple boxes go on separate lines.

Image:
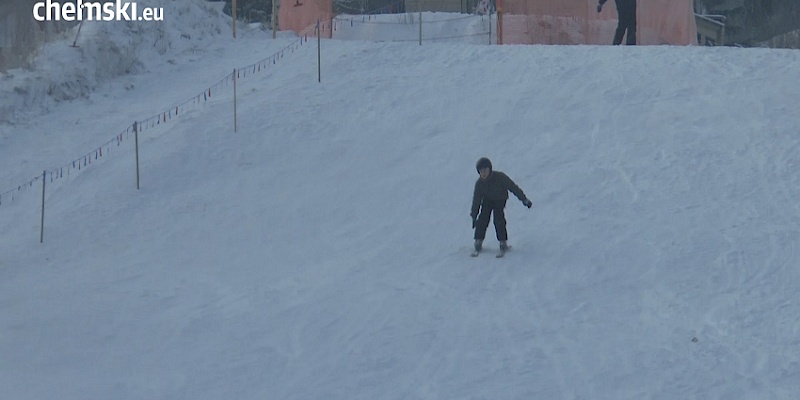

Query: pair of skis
left=471, top=246, right=510, bottom=258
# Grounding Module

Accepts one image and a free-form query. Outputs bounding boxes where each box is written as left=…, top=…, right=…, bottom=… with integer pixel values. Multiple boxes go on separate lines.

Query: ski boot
left=471, top=239, right=483, bottom=257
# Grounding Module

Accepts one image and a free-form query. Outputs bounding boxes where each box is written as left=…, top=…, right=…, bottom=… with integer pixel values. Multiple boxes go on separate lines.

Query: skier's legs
left=612, top=23, right=626, bottom=45
left=474, top=206, right=492, bottom=240
left=625, top=21, right=637, bottom=45
left=617, top=6, right=636, bottom=45
left=492, top=204, right=508, bottom=241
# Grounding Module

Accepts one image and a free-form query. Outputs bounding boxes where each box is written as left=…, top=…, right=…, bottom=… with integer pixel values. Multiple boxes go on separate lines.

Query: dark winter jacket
left=600, top=0, right=636, bottom=13
left=471, top=171, right=527, bottom=218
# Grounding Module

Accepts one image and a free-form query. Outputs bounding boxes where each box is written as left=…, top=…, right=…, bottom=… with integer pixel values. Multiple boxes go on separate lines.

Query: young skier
left=470, top=157, right=532, bottom=256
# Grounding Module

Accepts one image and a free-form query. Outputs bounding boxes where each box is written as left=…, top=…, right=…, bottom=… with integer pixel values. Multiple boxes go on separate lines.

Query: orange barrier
left=497, top=0, right=696, bottom=45
left=279, top=0, right=334, bottom=38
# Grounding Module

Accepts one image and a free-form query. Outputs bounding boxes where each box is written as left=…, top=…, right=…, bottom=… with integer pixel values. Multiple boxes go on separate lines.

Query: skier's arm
left=503, top=174, right=528, bottom=202
left=471, top=181, right=482, bottom=218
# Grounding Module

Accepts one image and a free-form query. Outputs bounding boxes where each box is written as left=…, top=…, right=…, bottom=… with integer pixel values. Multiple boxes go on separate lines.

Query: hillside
left=3, top=3, right=800, bottom=399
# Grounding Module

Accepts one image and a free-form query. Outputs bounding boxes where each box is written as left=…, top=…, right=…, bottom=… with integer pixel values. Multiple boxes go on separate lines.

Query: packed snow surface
left=2, top=2, right=800, bottom=399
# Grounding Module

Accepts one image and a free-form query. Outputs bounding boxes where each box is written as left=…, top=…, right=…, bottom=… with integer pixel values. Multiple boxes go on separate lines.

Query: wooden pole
left=233, top=68, right=238, bottom=132
left=272, top=0, right=277, bottom=39
left=134, top=121, right=140, bottom=190
left=497, top=8, right=503, bottom=45
left=40, top=170, right=46, bottom=243
left=232, top=0, right=237, bottom=38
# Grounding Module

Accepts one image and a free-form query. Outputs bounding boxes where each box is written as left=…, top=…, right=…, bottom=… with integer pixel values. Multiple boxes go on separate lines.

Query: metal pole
left=134, top=121, right=140, bottom=190
left=40, top=170, right=46, bottom=243
left=318, top=21, right=321, bottom=83
left=272, top=0, right=278, bottom=39
left=70, top=21, right=84, bottom=47
left=233, top=69, right=238, bottom=132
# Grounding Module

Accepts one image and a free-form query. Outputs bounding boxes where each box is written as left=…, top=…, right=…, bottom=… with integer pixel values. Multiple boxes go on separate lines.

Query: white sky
left=3, top=1, right=800, bottom=399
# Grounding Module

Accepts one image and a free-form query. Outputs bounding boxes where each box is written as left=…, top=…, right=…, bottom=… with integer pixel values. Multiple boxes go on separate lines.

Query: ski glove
left=471, top=216, right=477, bottom=229
left=597, top=3, right=602, bottom=12
left=522, top=198, right=532, bottom=208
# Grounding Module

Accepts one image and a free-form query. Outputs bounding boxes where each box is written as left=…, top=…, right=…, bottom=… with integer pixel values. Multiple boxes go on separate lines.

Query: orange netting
left=279, top=0, right=334, bottom=38
left=497, top=0, right=697, bottom=45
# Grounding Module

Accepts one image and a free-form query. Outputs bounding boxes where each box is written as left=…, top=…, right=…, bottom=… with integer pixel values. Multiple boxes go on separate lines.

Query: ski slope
left=2, top=2, right=800, bottom=399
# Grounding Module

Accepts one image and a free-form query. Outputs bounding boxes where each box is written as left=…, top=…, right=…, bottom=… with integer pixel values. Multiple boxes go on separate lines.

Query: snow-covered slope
left=2, top=2, right=800, bottom=399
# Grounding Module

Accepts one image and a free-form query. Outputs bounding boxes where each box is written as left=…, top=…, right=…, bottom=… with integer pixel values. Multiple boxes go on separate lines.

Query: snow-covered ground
left=3, top=1, right=800, bottom=399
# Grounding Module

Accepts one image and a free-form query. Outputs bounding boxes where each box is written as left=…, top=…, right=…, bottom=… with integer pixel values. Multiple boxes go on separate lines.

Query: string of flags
left=0, top=124, right=132, bottom=208
left=138, top=36, right=309, bottom=133
left=0, top=36, right=312, bottom=209
left=332, top=0, right=404, bottom=16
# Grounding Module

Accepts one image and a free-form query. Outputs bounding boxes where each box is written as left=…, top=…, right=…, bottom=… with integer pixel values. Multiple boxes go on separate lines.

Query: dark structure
left=695, top=0, right=800, bottom=46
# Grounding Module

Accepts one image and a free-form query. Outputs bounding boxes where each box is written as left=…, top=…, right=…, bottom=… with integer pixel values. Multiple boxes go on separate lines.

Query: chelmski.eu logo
left=33, top=0, right=164, bottom=22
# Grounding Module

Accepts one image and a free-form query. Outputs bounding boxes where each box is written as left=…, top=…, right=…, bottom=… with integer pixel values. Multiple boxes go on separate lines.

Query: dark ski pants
left=474, top=199, right=508, bottom=241
left=612, top=4, right=637, bottom=45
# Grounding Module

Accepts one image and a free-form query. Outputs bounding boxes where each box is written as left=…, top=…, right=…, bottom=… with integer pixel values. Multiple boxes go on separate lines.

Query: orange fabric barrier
left=279, top=0, right=333, bottom=38
left=497, top=0, right=696, bottom=45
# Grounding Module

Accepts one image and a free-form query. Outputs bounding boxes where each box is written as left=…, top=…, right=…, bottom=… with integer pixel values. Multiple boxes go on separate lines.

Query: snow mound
left=0, top=0, right=231, bottom=124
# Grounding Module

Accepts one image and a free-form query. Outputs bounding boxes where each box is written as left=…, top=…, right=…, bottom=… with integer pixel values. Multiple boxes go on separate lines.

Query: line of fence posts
left=33, top=35, right=322, bottom=243
left=410, top=0, right=493, bottom=45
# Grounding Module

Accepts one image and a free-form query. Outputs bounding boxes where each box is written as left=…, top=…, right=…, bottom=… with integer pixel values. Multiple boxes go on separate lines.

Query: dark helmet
left=476, top=157, right=492, bottom=173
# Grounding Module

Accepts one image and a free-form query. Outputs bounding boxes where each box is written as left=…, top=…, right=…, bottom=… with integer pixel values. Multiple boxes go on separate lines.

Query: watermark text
left=33, top=1, right=164, bottom=22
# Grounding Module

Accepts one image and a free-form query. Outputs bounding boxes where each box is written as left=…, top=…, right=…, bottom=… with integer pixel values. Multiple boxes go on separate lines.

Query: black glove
left=471, top=216, right=476, bottom=229
left=522, top=198, right=532, bottom=208
left=597, top=3, right=602, bottom=12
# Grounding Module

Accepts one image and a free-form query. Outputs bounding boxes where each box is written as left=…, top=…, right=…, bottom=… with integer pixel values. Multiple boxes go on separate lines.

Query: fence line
left=333, top=0, right=406, bottom=15
left=332, top=12, right=493, bottom=44
left=334, top=13, right=478, bottom=25
left=0, top=36, right=312, bottom=212
left=387, top=31, right=490, bottom=42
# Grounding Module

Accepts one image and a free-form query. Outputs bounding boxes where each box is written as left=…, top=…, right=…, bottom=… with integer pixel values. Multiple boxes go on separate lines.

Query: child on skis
left=471, top=157, right=532, bottom=253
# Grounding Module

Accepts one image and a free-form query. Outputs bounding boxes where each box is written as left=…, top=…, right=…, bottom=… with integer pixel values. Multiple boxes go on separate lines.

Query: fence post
left=497, top=8, right=503, bottom=45
left=233, top=68, right=238, bottom=132
left=134, top=121, right=140, bottom=190
left=418, top=0, right=422, bottom=45
left=272, top=0, right=277, bottom=39
left=232, top=0, right=237, bottom=38
left=40, top=170, right=46, bottom=243
left=70, top=21, right=84, bottom=47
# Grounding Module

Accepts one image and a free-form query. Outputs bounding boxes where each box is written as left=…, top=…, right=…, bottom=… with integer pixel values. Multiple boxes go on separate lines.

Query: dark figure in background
left=598, top=0, right=637, bottom=45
